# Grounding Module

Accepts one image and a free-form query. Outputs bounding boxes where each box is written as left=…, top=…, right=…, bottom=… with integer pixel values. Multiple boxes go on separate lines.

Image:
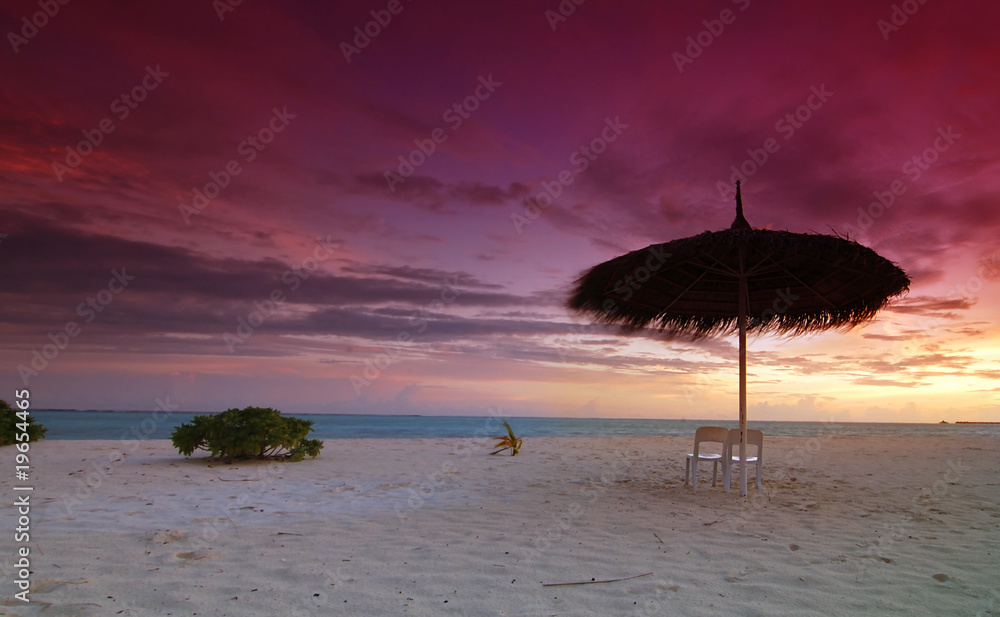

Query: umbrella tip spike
left=732, top=182, right=751, bottom=230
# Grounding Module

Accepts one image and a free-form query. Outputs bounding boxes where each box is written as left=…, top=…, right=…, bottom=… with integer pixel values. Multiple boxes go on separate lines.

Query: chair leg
left=711, top=461, right=718, bottom=487
left=756, top=460, right=762, bottom=494
left=684, top=458, right=690, bottom=485
left=692, top=459, right=698, bottom=492
left=723, top=459, right=731, bottom=493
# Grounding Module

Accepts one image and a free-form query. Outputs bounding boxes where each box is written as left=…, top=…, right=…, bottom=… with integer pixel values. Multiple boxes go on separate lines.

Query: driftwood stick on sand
left=542, top=572, right=653, bottom=587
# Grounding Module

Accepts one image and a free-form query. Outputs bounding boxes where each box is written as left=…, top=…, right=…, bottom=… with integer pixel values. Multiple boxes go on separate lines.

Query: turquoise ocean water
left=27, top=411, right=1000, bottom=440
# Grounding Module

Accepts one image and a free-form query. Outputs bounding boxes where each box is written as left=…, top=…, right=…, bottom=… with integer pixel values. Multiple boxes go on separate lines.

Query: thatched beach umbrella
left=567, top=182, right=909, bottom=496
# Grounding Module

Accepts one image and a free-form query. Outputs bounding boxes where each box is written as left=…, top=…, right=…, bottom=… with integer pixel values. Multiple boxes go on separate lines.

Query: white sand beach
left=2, top=435, right=999, bottom=616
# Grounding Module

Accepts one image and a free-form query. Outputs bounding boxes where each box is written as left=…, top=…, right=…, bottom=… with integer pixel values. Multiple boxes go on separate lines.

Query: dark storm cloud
left=0, top=212, right=531, bottom=341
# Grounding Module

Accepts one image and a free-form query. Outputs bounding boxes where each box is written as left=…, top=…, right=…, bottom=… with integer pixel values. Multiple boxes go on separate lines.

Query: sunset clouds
left=1, top=0, right=998, bottom=421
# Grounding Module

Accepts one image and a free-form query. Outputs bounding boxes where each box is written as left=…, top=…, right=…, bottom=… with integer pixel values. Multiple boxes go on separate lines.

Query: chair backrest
left=726, top=428, right=763, bottom=457
left=693, top=426, right=729, bottom=456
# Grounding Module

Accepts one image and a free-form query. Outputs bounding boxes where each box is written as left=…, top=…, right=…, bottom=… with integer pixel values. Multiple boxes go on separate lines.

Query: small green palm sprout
left=490, top=420, right=522, bottom=456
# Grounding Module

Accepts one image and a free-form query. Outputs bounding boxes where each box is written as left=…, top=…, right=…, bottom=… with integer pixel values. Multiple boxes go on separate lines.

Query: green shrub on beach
left=0, top=399, right=47, bottom=446
left=171, top=406, right=322, bottom=461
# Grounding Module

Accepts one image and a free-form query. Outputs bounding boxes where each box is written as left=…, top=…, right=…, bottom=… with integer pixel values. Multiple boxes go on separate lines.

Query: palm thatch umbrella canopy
left=567, top=182, right=909, bottom=496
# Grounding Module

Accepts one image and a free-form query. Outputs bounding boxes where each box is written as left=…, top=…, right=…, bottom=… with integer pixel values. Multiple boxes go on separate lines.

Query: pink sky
left=2, top=0, right=998, bottom=422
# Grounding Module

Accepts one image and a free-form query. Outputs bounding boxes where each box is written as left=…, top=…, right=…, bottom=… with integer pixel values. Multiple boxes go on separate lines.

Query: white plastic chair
left=723, top=428, right=763, bottom=494
left=684, top=426, right=729, bottom=492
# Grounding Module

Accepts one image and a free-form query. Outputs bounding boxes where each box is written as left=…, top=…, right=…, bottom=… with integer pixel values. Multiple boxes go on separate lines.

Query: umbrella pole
left=738, top=273, right=748, bottom=497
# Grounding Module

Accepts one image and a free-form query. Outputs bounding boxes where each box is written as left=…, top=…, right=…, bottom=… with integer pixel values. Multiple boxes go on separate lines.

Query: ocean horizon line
left=26, top=410, right=1000, bottom=441
left=28, top=409, right=982, bottom=425
left=31, top=408, right=1000, bottom=425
